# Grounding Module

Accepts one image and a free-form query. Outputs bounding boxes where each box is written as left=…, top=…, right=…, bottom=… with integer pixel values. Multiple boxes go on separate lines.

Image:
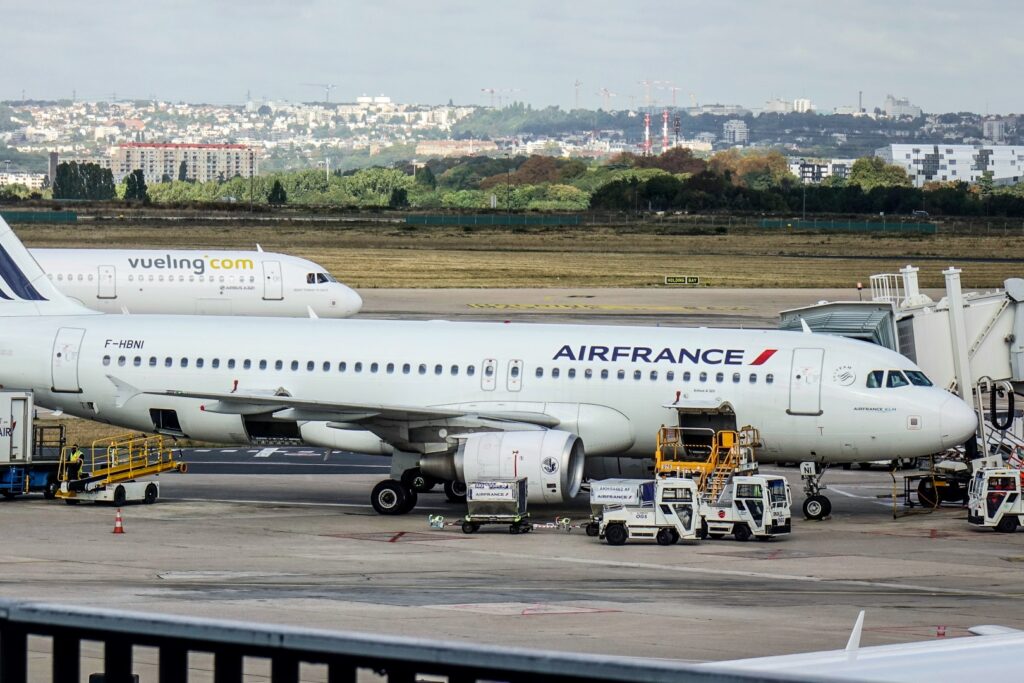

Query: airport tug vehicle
left=967, top=463, right=1024, bottom=533
left=599, top=476, right=700, bottom=546
left=586, top=479, right=655, bottom=537
left=56, top=433, right=185, bottom=505
left=0, top=390, right=65, bottom=499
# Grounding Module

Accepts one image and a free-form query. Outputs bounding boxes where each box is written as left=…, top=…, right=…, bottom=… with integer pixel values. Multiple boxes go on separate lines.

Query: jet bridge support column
left=944, top=268, right=980, bottom=457
left=1006, top=278, right=1024, bottom=388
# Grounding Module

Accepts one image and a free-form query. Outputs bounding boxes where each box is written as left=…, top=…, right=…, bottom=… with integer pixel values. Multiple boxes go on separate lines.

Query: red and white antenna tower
left=643, top=112, right=652, bottom=156
left=661, top=109, right=670, bottom=154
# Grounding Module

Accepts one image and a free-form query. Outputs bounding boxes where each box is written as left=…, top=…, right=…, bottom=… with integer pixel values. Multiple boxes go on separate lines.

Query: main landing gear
left=800, top=461, right=832, bottom=521
left=370, top=454, right=469, bottom=514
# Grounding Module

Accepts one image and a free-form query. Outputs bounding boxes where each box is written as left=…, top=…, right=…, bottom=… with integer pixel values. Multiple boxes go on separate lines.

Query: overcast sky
left=2, top=0, right=1020, bottom=114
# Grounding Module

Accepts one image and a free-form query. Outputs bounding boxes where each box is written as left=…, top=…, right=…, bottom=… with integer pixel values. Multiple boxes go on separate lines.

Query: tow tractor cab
left=968, top=466, right=1024, bottom=533
left=656, top=423, right=793, bottom=541
left=600, top=477, right=700, bottom=546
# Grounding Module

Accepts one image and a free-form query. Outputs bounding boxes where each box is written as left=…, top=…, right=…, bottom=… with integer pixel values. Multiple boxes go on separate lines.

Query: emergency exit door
left=97, top=265, right=117, bottom=299
left=51, top=327, right=86, bottom=393
left=788, top=348, right=824, bottom=416
left=262, top=261, right=283, bottom=300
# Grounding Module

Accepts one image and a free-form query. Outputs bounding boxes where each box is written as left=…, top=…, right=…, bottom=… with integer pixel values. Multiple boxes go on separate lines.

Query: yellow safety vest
left=69, top=450, right=82, bottom=463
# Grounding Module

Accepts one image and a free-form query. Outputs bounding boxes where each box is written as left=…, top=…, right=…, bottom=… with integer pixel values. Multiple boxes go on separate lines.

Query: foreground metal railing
left=0, top=600, right=812, bottom=683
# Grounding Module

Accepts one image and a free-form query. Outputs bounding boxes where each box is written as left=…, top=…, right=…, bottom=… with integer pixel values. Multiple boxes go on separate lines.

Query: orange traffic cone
left=113, top=508, right=125, bottom=535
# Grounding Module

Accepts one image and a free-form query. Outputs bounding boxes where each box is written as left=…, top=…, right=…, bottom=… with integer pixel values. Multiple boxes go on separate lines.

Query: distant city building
left=788, top=158, right=856, bottom=184
left=762, top=98, right=793, bottom=114
left=65, top=143, right=258, bottom=183
left=792, top=98, right=814, bottom=114
left=674, top=139, right=713, bottom=154
left=883, top=95, right=922, bottom=119
left=685, top=104, right=750, bottom=117
left=983, top=118, right=1007, bottom=143
left=0, top=171, right=48, bottom=190
left=721, top=119, right=749, bottom=145
left=415, top=139, right=499, bottom=158
left=876, top=143, right=1024, bottom=187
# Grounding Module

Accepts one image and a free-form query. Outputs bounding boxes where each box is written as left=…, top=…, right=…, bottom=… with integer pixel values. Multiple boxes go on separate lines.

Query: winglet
left=800, top=317, right=813, bottom=334
left=845, top=610, right=865, bottom=653
left=256, top=243, right=264, bottom=253
left=307, top=306, right=319, bottom=319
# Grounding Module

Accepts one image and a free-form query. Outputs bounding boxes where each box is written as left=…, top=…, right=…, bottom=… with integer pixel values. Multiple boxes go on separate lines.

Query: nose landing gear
left=800, top=461, right=832, bottom=520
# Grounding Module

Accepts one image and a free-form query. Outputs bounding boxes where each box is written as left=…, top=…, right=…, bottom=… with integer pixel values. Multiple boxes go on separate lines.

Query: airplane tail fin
left=0, top=216, right=95, bottom=317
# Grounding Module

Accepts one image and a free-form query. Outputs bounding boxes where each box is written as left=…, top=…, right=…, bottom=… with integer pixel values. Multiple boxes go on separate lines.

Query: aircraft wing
left=156, top=390, right=560, bottom=428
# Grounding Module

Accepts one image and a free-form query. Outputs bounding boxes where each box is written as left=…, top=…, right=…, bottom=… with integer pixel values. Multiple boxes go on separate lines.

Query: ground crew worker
left=68, top=444, right=84, bottom=480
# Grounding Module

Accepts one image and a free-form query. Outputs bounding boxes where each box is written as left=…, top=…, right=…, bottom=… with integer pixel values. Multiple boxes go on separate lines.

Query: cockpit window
left=886, top=370, right=909, bottom=388
left=904, top=370, right=933, bottom=387
left=319, top=272, right=337, bottom=283
left=306, top=273, right=316, bottom=284
left=866, top=370, right=884, bottom=388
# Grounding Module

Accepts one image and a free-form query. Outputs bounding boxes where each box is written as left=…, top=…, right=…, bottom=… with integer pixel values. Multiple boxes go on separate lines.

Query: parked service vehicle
left=586, top=479, right=654, bottom=537
left=967, top=467, right=1024, bottom=533
left=701, top=475, right=792, bottom=541
left=0, top=390, right=63, bottom=500
left=600, top=477, right=700, bottom=546
left=461, top=478, right=532, bottom=534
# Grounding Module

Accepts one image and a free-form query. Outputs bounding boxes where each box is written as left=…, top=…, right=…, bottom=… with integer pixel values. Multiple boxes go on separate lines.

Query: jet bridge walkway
left=56, top=434, right=184, bottom=502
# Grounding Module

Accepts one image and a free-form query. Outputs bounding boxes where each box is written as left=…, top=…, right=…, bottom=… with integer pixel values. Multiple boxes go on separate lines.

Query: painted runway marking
left=324, top=531, right=464, bottom=543
left=177, top=461, right=389, bottom=469
left=388, top=532, right=407, bottom=543
left=425, top=602, right=620, bottom=616
left=253, top=448, right=278, bottom=458
left=468, top=550, right=1018, bottom=599
left=166, top=496, right=448, bottom=511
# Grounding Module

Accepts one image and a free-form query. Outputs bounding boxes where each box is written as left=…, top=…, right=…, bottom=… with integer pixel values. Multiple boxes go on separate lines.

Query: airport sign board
left=664, top=276, right=700, bottom=286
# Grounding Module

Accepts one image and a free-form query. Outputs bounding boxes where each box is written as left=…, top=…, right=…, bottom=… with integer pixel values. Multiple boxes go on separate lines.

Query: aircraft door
left=51, top=327, right=86, bottom=393
left=507, top=359, right=523, bottom=392
left=788, top=348, right=824, bottom=415
left=97, top=265, right=116, bottom=299
left=262, top=261, right=283, bottom=300
left=481, top=358, right=497, bottom=391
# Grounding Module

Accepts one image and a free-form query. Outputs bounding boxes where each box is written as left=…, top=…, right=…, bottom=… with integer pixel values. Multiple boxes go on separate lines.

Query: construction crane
left=573, top=80, right=583, bottom=110
left=481, top=87, right=497, bottom=108
left=638, top=80, right=654, bottom=108
left=597, top=88, right=616, bottom=111
left=301, top=83, right=337, bottom=103
left=663, top=83, right=683, bottom=108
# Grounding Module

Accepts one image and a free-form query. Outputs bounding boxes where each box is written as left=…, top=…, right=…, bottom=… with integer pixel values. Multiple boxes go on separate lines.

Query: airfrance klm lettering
left=552, top=345, right=777, bottom=366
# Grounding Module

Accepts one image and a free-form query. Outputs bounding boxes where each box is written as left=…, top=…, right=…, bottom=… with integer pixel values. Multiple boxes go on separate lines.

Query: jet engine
left=420, top=430, right=585, bottom=504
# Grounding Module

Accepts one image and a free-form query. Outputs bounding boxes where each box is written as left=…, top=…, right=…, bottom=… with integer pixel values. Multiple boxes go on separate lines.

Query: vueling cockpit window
left=886, top=370, right=909, bottom=388
left=866, top=370, right=884, bottom=388
left=308, top=272, right=335, bottom=284
left=904, top=370, right=933, bottom=387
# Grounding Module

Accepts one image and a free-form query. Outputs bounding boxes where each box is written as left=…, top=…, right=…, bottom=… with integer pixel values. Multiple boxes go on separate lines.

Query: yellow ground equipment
left=56, top=434, right=185, bottom=505
left=655, top=426, right=760, bottom=501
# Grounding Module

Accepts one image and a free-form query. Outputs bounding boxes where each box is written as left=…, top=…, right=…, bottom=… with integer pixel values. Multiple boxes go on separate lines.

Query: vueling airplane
left=28, top=247, right=362, bottom=317
left=0, top=218, right=976, bottom=517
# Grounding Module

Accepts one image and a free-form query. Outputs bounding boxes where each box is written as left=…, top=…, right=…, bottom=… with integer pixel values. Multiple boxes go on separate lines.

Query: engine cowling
left=421, top=430, right=585, bottom=504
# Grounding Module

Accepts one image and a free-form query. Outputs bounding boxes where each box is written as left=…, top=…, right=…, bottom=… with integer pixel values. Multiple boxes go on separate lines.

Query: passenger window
left=585, top=369, right=593, bottom=379
left=149, top=357, right=157, bottom=367
left=212, top=359, right=220, bottom=369
left=386, top=363, right=395, bottom=374
left=617, top=370, right=625, bottom=380
left=102, top=355, right=111, bottom=366
left=307, top=361, right=315, bottom=372
left=866, top=370, right=884, bottom=388
left=323, top=361, right=331, bottom=372
left=715, top=372, right=724, bottom=383
left=601, top=369, right=609, bottom=379
left=290, top=361, right=298, bottom=371
left=118, top=356, right=126, bottom=367
left=371, top=362, right=379, bottom=373
left=418, top=364, right=426, bottom=375
left=683, top=371, right=691, bottom=382
left=749, top=373, right=757, bottom=384
left=467, top=365, right=475, bottom=376
left=354, top=362, right=363, bottom=373
left=699, top=372, right=707, bottom=382
left=196, top=358, right=204, bottom=369
left=451, top=365, right=459, bottom=375
left=165, top=357, right=173, bottom=368
left=666, top=371, right=674, bottom=381
left=434, top=364, right=442, bottom=375
left=227, top=359, right=236, bottom=369
left=552, top=368, right=560, bottom=378
left=243, top=359, right=252, bottom=369
left=633, top=370, right=642, bottom=380
left=567, top=368, right=575, bottom=379
left=766, top=373, right=774, bottom=384
left=258, top=360, right=267, bottom=370
left=485, top=364, right=494, bottom=377
left=650, top=370, right=658, bottom=380
left=339, top=362, right=347, bottom=372
left=275, top=360, right=284, bottom=370
left=402, top=363, right=410, bottom=374
left=536, top=367, right=544, bottom=378
left=732, top=373, right=740, bottom=383
left=887, top=371, right=910, bottom=388
left=180, top=358, right=189, bottom=368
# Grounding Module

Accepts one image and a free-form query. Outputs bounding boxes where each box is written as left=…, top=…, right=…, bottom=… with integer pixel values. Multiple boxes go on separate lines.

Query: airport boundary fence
left=407, top=214, right=581, bottom=226
left=758, top=218, right=937, bottom=234
left=0, top=599, right=814, bottom=683
left=0, top=210, right=77, bottom=224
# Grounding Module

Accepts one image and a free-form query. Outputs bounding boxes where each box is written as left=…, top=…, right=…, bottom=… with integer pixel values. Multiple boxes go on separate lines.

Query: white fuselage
left=0, top=315, right=977, bottom=463
left=29, top=248, right=362, bottom=318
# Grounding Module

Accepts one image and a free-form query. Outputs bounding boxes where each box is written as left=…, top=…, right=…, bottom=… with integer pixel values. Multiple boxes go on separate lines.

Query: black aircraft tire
left=444, top=480, right=467, bottom=504
left=803, top=495, right=831, bottom=520
left=371, top=480, right=411, bottom=515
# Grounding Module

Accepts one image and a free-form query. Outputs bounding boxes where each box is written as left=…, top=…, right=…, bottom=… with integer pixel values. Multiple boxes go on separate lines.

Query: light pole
left=505, top=153, right=512, bottom=216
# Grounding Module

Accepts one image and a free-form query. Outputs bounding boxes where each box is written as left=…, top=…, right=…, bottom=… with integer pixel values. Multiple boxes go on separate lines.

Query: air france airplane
left=28, top=248, right=362, bottom=318
left=0, top=218, right=976, bottom=518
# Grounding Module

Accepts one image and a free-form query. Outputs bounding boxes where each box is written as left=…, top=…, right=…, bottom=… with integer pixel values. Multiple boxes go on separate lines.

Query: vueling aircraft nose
left=939, top=394, right=978, bottom=450
left=338, top=287, right=363, bottom=316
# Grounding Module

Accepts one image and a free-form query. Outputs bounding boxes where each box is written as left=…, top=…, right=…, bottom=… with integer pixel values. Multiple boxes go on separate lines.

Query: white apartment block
left=722, top=119, right=749, bottom=145
left=787, top=158, right=856, bottom=184
left=0, top=172, right=48, bottom=190
left=876, top=144, right=1024, bottom=187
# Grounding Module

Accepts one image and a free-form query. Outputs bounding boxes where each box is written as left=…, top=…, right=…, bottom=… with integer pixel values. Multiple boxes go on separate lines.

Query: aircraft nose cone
left=939, top=394, right=978, bottom=450
left=341, top=288, right=363, bottom=316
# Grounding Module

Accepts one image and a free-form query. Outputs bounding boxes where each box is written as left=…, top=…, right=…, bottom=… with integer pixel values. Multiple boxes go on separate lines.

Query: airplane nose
left=938, top=394, right=978, bottom=450
left=341, top=288, right=362, bottom=316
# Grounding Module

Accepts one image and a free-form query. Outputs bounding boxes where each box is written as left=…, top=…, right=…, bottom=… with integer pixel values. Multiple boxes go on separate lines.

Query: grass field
left=18, top=222, right=1024, bottom=289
